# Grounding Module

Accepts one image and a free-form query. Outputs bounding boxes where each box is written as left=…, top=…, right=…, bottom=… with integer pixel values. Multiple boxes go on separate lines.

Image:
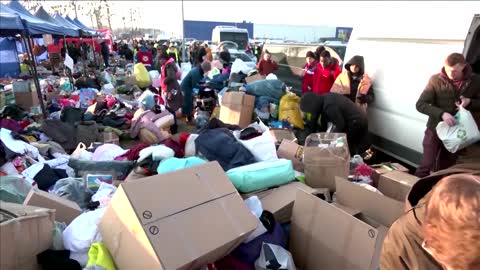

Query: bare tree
left=22, top=0, right=44, bottom=13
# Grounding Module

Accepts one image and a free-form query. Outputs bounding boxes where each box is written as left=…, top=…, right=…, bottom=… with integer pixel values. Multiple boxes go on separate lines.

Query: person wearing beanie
left=331, top=55, right=374, bottom=113
left=300, top=92, right=369, bottom=155
left=256, top=50, right=278, bottom=76
left=302, top=51, right=318, bottom=94
left=312, top=50, right=341, bottom=95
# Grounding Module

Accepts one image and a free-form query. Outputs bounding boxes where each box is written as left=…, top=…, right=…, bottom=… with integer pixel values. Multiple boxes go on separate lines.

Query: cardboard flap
left=121, top=162, right=238, bottom=225
left=335, top=177, right=404, bottom=227
left=290, top=190, right=380, bottom=270
left=0, top=202, right=54, bottom=224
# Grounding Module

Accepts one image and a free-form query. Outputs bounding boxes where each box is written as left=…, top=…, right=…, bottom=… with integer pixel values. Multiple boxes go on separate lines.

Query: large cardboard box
left=290, top=177, right=405, bottom=270
left=371, top=162, right=409, bottom=185
left=0, top=202, right=55, bottom=270
left=99, top=161, right=258, bottom=270
left=245, top=74, right=266, bottom=84
left=14, top=91, right=39, bottom=111
left=24, top=189, right=82, bottom=224
left=303, top=133, right=350, bottom=191
left=277, top=139, right=304, bottom=172
left=378, top=171, right=419, bottom=202
left=219, top=92, right=255, bottom=128
left=241, top=182, right=316, bottom=224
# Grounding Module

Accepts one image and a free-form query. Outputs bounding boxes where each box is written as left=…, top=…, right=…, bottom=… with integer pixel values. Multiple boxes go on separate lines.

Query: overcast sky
left=5, top=1, right=479, bottom=37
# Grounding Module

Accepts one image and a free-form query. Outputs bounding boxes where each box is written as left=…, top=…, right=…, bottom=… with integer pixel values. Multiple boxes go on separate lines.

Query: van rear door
left=464, top=14, right=480, bottom=71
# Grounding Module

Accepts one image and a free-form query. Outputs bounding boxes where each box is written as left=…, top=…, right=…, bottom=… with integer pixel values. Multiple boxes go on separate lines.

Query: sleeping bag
left=226, top=159, right=295, bottom=193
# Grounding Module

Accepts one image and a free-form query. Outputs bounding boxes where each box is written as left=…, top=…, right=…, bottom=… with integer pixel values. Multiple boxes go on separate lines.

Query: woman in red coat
left=302, top=51, right=317, bottom=94
left=312, top=50, right=341, bottom=95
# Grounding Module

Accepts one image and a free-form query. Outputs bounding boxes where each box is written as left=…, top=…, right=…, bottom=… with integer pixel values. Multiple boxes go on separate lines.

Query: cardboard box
left=24, top=189, right=82, bottom=225
left=303, top=144, right=350, bottom=191
left=277, top=139, right=304, bottom=172
left=14, top=91, right=40, bottom=111
left=269, top=129, right=297, bottom=146
left=290, top=177, right=405, bottom=270
left=245, top=74, right=266, bottom=84
left=99, top=161, right=258, bottom=270
left=242, top=182, right=316, bottom=224
left=378, top=171, right=419, bottom=202
left=219, top=92, right=255, bottom=128
left=1, top=202, right=55, bottom=270
left=97, top=131, right=120, bottom=145
left=371, top=162, right=409, bottom=186
left=12, top=80, right=33, bottom=92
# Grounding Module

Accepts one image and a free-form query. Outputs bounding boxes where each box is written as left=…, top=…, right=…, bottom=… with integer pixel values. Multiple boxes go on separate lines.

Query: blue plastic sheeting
left=0, top=37, right=20, bottom=78
left=1, top=2, right=74, bottom=36
left=0, top=12, right=24, bottom=33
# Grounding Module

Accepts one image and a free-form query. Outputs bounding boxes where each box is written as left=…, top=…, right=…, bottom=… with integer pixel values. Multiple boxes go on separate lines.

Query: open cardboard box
left=23, top=189, right=82, bottom=225
left=370, top=162, right=409, bottom=186
left=378, top=171, right=419, bottom=202
left=241, top=181, right=317, bottom=224
left=277, top=139, right=304, bottom=172
left=99, top=161, right=258, bottom=270
left=289, top=177, right=405, bottom=270
left=219, top=92, right=255, bottom=128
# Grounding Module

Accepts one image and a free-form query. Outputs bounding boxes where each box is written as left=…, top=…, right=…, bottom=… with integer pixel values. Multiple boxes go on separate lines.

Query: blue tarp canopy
left=2, top=1, right=73, bottom=37
left=34, top=6, right=80, bottom=37
left=0, top=11, right=24, bottom=35
left=66, top=16, right=100, bottom=36
left=52, top=12, right=90, bottom=36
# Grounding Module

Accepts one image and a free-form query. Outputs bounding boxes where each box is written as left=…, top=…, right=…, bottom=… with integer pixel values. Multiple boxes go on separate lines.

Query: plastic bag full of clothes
left=278, top=92, right=304, bottom=129
left=134, top=63, right=152, bottom=88
left=245, top=79, right=287, bottom=101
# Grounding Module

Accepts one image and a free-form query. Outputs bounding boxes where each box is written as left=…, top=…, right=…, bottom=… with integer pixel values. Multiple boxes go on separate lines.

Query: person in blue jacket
left=180, top=61, right=211, bottom=123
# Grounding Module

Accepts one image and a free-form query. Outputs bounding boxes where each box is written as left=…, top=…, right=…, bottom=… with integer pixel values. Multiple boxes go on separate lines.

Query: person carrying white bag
left=436, top=105, right=480, bottom=153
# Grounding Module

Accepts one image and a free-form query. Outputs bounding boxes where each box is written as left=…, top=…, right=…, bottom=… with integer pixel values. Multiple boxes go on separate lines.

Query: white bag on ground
left=436, top=106, right=480, bottom=153
left=71, top=143, right=93, bottom=160
left=255, top=243, right=296, bottom=270
left=63, top=208, right=106, bottom=253
left=243, top=196, right=267, bottom=243
left=148, top=70, right=160, bottom=81
left=233, top=120, right=278, bottom=162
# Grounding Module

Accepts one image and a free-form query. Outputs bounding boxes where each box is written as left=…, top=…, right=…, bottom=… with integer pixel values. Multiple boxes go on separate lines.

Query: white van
left=211, top=26, right=249, bottom=51
left=344, top=14, right=479, bottom=166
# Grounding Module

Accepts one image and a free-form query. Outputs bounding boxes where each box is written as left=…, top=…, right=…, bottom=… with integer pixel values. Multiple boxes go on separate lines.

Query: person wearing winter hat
left=331, top=55, right=374, bottom=113
left=302, top=51, right=318, bottom=94
left=300, top=92, right=369, bottom=155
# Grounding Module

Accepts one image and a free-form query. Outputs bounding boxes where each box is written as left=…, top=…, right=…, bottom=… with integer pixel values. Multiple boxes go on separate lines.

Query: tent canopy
left=0, top=11, right=24, bottom=35
left=2, top=1, right=74, bottom=37
left=65, top=16, right=99, bottom=36
left=34, top=6, right=79, bottom=37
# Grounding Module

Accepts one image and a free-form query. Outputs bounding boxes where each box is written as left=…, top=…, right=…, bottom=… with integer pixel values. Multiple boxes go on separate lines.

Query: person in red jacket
left=312, top=50, right=341, bottom=95
left=302, top=51, right=317, bottom=94
left=136, top=45, right=153, bottom=69
left=256, top=50, right=278, bottom=76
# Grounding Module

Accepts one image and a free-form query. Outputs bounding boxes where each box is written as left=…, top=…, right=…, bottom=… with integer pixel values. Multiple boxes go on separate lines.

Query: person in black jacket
left=100, top=41, right=110, bottom=67
left=300, top=92, right=370, bottom=155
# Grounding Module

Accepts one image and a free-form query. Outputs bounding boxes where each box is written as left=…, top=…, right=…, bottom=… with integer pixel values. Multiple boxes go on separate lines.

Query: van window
left=219, top=32, right=248, bottom=49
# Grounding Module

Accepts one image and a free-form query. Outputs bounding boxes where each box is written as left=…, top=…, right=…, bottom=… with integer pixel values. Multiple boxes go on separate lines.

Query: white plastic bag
left=231, top=58, right=253, bottom=74
left=243, top=196, right=267, bottom=243
left=149, top=70, right=160, bottom=81
left=63, top=208, right=106, bottom=253
left=71, top=143, right=93, bottom=160
left=233, top=120, right=278, bottom=162
left=255, top=243, right=296, bottom=270
left=436, top=107, right=480, bottom=153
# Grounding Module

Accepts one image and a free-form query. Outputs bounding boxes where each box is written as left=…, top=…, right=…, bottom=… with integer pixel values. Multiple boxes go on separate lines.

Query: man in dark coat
left=415, top=53, right=480, bottom=177
left=100, top=41, right=110, bottom=68
left=380, top=162, right=480, bottom=270
left=300, top=92, right=369, bottom=155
